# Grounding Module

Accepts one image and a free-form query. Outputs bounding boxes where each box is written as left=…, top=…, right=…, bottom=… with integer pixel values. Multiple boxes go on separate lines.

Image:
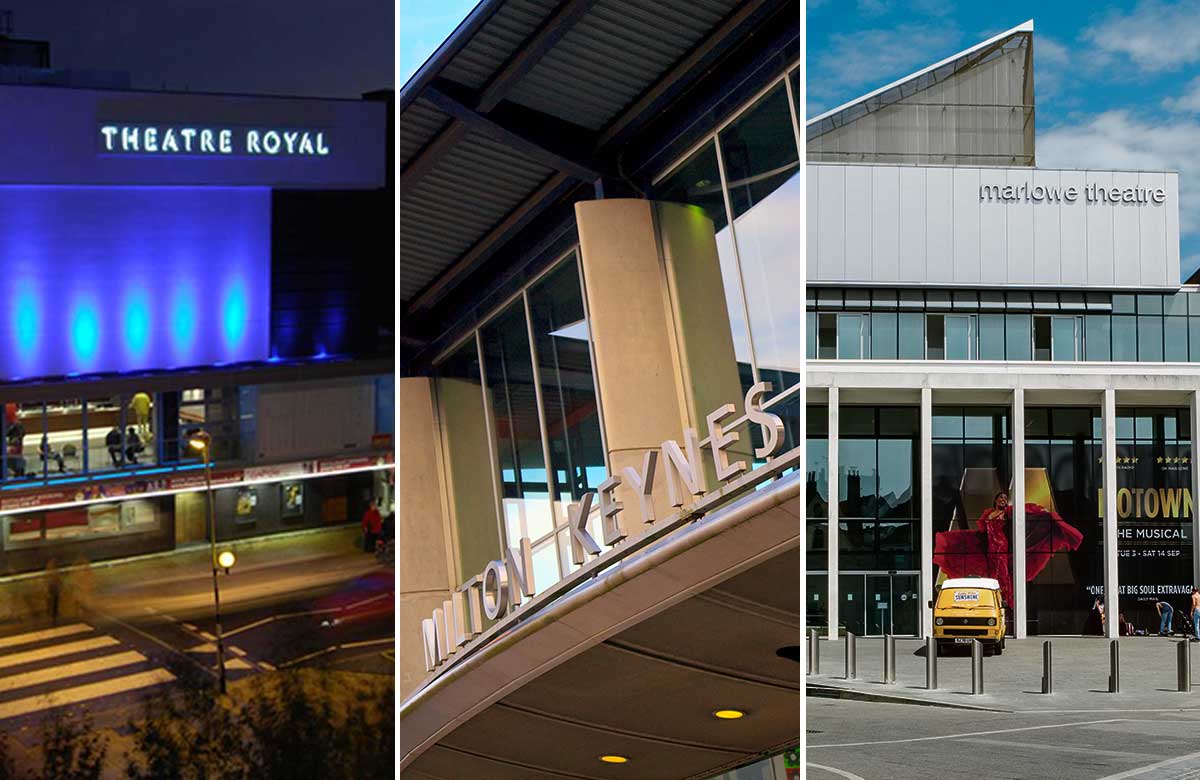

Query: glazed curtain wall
left=653, top=63, right=802, bottom=451
left=1113, top=408, right=1193, bottom=633
left=433, top=253, right=607, bottom=593
left=806, top=405, right=920, bottom=635
left=810, top=289, right=1200, bottom=364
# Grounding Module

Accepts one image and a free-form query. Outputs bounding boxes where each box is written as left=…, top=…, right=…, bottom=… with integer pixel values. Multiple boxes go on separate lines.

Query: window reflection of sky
left=733, top=172, right=802, bottom=374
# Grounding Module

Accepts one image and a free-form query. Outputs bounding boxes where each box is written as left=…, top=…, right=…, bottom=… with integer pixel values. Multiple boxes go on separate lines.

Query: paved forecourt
left=808, top=635, right=1200, bottom=712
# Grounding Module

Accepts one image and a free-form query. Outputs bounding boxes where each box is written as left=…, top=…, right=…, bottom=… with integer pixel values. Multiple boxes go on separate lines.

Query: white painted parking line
left=0, top=636, right=119, bottom=670
left=1097, top=750, right=1200, bottom=779
left=0, top=668, right=175, bottom=720
left=0, top=651, right=146, bottom=694
left=807, top=763, right=868, bottom=780
left=808, top=718, right=1127, bottom=749
left=0, top=624, right=91, bottom=650
left=959, top=737, right=1150, bottom=761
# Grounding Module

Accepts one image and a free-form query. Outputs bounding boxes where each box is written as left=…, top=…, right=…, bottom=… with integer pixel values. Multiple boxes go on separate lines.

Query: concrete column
left=1192, top=391, right=1200, bottom=588
left=920, top=387, right=933, bottom=637
left=1012, top=387, right=1026, bottom=639
left=827, top=387, right=839, bottom=640
left=1102, top=388, right=1119, bottom=640
left=576, top=199, right=748, bottom=534
left=399, top=377, right=456, bottom=698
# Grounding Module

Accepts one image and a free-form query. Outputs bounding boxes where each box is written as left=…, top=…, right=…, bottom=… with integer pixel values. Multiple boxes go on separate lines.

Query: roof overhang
left=400, top=461, right=801, bottom=778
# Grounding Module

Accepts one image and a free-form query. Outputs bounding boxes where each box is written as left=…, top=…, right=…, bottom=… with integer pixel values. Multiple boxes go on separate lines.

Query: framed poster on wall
left=281, top=482, right=304, bottom=519
left=235, top=486, right=257, bottom=522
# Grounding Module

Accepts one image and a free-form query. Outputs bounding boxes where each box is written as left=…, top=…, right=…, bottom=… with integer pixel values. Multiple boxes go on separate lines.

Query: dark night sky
left=3, top=0, right=393, bottom=98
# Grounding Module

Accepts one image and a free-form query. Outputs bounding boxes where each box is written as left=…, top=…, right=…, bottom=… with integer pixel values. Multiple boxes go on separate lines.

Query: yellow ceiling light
left=599, top=755, right=629, bottom=764
left=713, top=709, right=746, bottom=720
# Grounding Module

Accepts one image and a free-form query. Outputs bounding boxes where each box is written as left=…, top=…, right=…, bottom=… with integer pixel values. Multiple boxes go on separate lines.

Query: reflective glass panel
left=527, top=258, right=607, bottom=507
left=720, top=83, right=801, bottom=380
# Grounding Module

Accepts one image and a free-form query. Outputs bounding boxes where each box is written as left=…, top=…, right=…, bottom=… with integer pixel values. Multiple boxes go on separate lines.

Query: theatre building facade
left=807, top=21, right=1200, bottom=641
left=0, top=79, right=393, bottom=573
left=399, top=1, right=800, bottom=777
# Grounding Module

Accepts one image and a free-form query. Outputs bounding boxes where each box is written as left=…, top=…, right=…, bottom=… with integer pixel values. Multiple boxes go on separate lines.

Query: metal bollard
left=887, top=634, right=897, bottom=683
left=809, top=629, right=820, bottom=675
left=1108, top=639, right=1120, bottom=693
left=971, top=639, right=984, bottom=694
left=925, top=635, right=937, bottom=690
left=846, top=632, right=857, bottom=680
left=1041, top=640, right=1053, bottom=694
left=881, top=634, right=891, bottom=684
left=1180, top=640, right=1192, bottom=693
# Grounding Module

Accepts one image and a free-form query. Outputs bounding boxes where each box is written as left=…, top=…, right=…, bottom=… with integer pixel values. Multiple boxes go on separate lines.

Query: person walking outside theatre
left=362, top=499, right=382, bottom=553
left=1192, top=588, right=1200, bottom=641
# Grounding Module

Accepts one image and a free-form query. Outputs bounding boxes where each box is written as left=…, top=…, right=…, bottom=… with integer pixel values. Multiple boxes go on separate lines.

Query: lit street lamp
left=188, top=430, right=231, bottom=694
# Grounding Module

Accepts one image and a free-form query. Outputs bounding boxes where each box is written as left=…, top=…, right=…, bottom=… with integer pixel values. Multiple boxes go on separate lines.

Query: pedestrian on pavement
left=362, top=499, right=382, bottom=553
left=1156, top=600, right=1175, bottom=635
left=1191, top=588, right=1200, bottom=641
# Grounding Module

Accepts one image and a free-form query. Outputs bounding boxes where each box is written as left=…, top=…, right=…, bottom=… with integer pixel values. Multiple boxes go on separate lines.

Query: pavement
left=808, top=635, right=1200, bottom=780
left=808, top=635, right=1200, bottom=712
left=0, top=524, right=394, bottom=763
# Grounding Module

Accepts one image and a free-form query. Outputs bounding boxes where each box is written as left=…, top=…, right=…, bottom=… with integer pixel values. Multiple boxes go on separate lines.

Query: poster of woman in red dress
left=933, top=489, right=1084, bottom=608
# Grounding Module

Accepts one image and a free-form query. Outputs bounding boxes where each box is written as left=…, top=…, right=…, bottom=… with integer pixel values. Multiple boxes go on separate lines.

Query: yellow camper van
left=932, top=577, right=1006, bottom=656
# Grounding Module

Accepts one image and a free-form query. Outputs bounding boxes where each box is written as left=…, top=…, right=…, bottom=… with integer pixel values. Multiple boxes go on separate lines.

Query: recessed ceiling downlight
left=713, top=709, right=746, bottom=719
left=600, top=755, right=629, bottom=764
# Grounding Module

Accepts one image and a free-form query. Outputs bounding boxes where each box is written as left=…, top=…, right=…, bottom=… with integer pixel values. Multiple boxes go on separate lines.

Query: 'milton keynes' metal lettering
left=420, top=381, right=785, bottom=673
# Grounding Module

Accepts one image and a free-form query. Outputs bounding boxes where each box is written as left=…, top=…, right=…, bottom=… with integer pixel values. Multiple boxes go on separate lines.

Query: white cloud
left=1163, top=76, right=1200, bottom=113
left=857, top=0, right=889, bottom=17
left=809, top=23, right=960, bottom=111
left=1082, top=0, right=1200, bottom=73
left=1040, top=110, right=1200, bottom=234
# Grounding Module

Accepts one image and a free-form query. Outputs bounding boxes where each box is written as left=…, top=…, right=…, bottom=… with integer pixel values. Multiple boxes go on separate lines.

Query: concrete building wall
left=577, top=199, right=749, bottom=533
left=399, top=377, right=455, bottom=697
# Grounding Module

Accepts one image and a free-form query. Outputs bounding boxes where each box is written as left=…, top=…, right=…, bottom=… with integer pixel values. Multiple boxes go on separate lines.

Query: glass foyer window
left=433, top=252, right=607, bottom=594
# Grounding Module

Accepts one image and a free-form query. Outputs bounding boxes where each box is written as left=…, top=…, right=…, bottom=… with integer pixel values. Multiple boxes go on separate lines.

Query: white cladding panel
left=808, top=163, right=1181, bottom=288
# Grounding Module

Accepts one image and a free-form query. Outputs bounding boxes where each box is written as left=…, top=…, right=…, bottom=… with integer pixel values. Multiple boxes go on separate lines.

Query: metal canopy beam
left=477, top=0, right=600, bottom=113
left=405, top=172, right=578, bottom=315
left=596, top=0, right=772, bottom=149
left=422, top=82, right=603, bottom=181
left=402, top=0, right=599, bottom=195
left=399, top=117, right=468, bottom=193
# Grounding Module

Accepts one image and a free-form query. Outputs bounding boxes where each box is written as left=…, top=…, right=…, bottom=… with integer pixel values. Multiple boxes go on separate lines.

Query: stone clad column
left=575, top=199, right=750, bottom=536
left=827, top=387, right=839, bottom=640
left=399, top=377, right=456, bottom=697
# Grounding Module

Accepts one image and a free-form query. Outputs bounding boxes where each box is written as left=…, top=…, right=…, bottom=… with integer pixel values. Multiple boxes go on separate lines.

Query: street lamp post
left=189, top=430, right=228, bottom=695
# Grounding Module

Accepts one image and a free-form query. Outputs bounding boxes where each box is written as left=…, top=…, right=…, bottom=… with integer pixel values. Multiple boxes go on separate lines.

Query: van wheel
left=994, top=643, right=1003, bottom=656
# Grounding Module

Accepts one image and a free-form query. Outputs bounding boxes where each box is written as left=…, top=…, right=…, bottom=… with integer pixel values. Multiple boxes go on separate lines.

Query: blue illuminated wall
left=0, top=186, right=270, bottom=379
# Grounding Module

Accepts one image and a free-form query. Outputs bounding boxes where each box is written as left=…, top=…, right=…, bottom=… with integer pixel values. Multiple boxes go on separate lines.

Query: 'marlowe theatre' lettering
left=980, top=182, right=1167, bottom=205
left=98, top=124, right=330, bottom=157
left=420, top=382, right=786, bottom=673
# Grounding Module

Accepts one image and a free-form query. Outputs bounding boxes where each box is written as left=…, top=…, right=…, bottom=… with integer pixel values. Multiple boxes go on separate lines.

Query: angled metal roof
left=807, top=19, right=1034, bottom=141
left=400, top=0, right=790, bottom=317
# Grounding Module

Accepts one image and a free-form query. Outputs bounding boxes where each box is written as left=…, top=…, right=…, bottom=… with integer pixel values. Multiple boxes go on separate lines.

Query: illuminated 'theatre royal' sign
left=98, top=124, right=330, bottom=157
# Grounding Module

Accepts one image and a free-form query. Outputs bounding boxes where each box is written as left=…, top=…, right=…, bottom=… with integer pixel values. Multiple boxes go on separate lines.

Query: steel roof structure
left=399, top=0, right=797, bottom=356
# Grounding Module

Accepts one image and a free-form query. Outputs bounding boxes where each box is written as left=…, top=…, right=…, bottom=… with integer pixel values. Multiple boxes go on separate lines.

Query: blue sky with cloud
left=808, top=0, right=1200, bottom=280
left=398, top=0, right=477, bottom=88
